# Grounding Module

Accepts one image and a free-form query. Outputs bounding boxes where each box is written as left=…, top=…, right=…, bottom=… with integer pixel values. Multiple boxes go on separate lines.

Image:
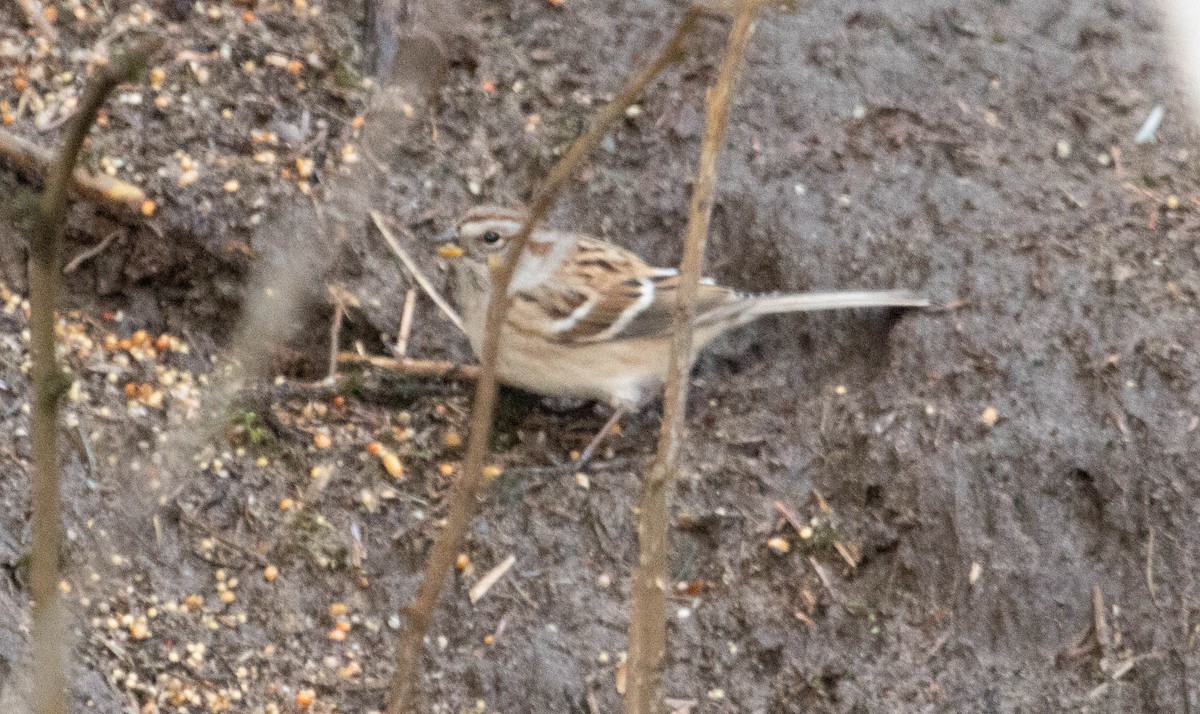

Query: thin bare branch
left=27, top=35, right=162, bottom=714
left=370, top=210, right=465, bottom=334
left=625, top=2, right=762, bottom=711
left=384, top=8, right=703, bottom=712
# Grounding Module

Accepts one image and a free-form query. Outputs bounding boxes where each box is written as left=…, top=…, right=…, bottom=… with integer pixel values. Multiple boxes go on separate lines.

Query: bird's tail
left=712, top=289, right=929, bottom=328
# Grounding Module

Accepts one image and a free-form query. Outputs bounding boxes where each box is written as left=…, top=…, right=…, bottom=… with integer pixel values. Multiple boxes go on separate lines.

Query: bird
left=441, top=204, right=928, bottom=463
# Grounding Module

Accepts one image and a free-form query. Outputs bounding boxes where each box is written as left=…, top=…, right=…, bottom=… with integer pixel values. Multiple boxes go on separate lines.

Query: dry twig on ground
left=27, top=35, right=162, bottom=714
left=384, top=8, right=704, bottom=712
left=0, top=127, right=150, bottom=216
left=371, top=210, right=465, bottom=334
left=625, top=2, right=762, bottom=711
left=337, top=351, right=480, bottom=381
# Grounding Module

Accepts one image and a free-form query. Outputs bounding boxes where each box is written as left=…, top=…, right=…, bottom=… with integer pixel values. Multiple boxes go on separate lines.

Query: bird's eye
left=482, top=230, right=502, bottom=245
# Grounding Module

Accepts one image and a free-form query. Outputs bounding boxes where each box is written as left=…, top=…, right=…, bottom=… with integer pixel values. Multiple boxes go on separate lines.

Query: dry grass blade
left=625, top=2, right=762, bottom=711
left=27, top=35, right=162, bottom=714
left=370, top=210, right=465, bottom=334
left=384, top=9, right=702, bottom=712
left=395, top=288, right=417, bottom=357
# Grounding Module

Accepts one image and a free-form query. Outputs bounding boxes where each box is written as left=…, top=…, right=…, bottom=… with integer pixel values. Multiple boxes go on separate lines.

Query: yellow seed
left=379, top=451, right=404, bottom=479
left=455, top=553, right=470, bottom=571
left=223, top=179, right=240, bottom=193
left=442, top=430, right=463, bottom=448
left=767, top=536, right=791, bottom=554
left=295, top=689, right=315, bottom=707
left=219, top=590, right=236, bottom=605
left=438, top=463, right=455, bottom=477
left=279, top=497, right=295, bottom=511
left=140, top=199, right=156, bottom=217
left=129, top=620, right=150, bottom=640
left=482, top=465, right=503, bottom=480
left=483, top=634, right=494, bottom=645
left=263, top=565, right=279, bottom=582
left=329, top=603, right=349, bottom=617
left=314, top=432, right=332, bottom=449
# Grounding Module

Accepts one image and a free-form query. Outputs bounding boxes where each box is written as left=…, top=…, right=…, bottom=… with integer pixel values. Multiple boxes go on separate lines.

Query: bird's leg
left=573, top=405, right=627, bottom=471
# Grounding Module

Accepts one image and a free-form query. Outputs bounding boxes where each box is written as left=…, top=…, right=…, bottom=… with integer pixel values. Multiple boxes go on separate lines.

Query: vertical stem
left=385, top=10, right=701, bottom=713
left=26, top=38, right=160, bottom=714
left=625, top=2, right=761, bottom=712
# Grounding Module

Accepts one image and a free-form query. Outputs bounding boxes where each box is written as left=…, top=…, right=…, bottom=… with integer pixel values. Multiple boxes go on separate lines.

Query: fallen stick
left=337, top=351, right=480, bottom=380
left=370, top=210, right=465, bottom=334
left=0, top=127, right=149, bottom=216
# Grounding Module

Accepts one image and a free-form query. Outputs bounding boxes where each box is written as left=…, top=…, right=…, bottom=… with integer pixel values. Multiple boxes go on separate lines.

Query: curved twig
left=28, top=35, right=162, bottom=714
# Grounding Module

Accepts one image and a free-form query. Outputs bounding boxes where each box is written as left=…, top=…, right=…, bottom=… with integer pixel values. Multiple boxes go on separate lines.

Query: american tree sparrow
left=443, top=205, right=928, bottom=460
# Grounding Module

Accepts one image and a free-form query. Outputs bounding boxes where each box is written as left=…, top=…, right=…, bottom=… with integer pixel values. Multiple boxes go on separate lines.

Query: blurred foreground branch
left=625, top=1, right=762, bottom=711
left=27, top=36, right=161, bottom=714
left=384, top=7, right=704, bottom=712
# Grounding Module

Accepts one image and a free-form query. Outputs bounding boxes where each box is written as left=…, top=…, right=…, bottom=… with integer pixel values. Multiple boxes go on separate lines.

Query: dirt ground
left=1, top=0, right=1199, bottom=712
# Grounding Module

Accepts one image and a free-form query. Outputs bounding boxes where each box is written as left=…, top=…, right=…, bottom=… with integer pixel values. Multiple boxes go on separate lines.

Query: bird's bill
left=436, top=244, right=464, bottom=259
left=431, top=225, right=464, bottom=259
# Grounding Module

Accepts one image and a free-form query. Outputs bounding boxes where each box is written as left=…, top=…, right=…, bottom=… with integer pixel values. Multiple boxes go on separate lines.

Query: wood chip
left=468, top=554, right=516, bottom=604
